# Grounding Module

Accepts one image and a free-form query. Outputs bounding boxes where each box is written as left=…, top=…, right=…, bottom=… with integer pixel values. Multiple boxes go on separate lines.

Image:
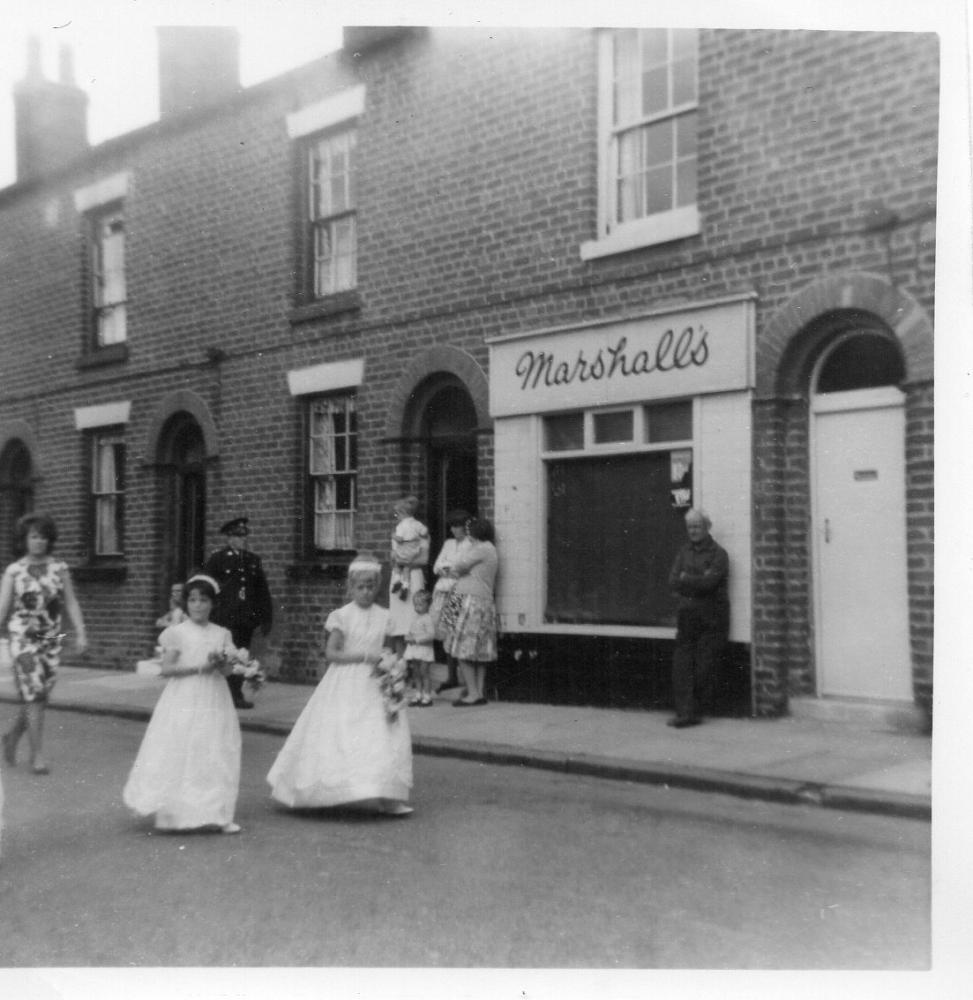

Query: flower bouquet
left=208, top=647, right=266, bottom=692
left=372, top=650, right=408, bottom=722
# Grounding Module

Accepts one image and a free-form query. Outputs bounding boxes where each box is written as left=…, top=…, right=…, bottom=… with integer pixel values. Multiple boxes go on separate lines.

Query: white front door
left=812, top=388, right=912, bottom=700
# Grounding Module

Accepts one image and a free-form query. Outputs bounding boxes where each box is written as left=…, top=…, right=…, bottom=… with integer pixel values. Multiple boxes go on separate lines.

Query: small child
left=155, top=582, right=188, bottom=630
left=123, top=574, right=243, bottom=834
left=267, top=555, right=414, bottom=816
left=388, top=495, right=430, bottom=657
left=405, top=591, right=436, bottom=707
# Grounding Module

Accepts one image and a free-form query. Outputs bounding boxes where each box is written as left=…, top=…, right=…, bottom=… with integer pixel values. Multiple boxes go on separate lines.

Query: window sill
left=580, top=206, right=700, bottom=261
left=286, top=555, right=358, bottom=581
left=73, top=563, right=128, bottom=583
left=289, top=291, right=362, bottom=326
left=76, top=343, right=130, bottom=370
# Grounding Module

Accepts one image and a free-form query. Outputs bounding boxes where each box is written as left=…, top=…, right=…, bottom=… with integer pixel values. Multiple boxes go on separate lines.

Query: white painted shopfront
left=489, top=295, right=755, bottom=649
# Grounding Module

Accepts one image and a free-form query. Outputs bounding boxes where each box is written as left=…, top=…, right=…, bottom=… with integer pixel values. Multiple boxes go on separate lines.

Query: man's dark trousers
left=672, top=608, right=726, bottom=721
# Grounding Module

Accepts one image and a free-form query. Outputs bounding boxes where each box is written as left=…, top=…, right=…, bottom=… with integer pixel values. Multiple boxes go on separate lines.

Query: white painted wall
left=697, top=391, right=752, bottom=643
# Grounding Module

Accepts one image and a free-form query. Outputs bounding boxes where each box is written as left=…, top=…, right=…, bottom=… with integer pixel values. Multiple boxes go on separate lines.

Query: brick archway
left=761, top=272, right=933, bottom=397
left=0, top=419, right=42, bottom=477
left=144, top=390, right=220, bottom=462
left=382, top=345, right=490, bottom=439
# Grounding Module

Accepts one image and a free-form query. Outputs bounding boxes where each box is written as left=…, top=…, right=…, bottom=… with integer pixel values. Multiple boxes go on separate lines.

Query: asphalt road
left=0, top=710, right=930, bottom=969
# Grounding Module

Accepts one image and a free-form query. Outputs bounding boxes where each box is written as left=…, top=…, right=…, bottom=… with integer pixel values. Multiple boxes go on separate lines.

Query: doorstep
left=788, top=695, right=929, bottom=735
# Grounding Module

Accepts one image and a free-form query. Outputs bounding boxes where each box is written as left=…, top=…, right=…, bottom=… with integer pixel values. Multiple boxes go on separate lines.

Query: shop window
left=88, top=429, right=125, bottom=557
left=544, top=412, right=584, bottom=452
left=582, top=28, right=700, bottom=260
left=303, top=129, right=357, bottom=299
left=307, top=394, right=357, bottom=550
left=593, top=409, right=634, bottom=444
left=543, top=401, right=693, bottom=627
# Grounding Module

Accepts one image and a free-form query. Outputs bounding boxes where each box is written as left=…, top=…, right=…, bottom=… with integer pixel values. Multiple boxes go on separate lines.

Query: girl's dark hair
left=445, top=508, right=471, bottom=528
left=183, top=577, right=218, bottom=602
left=466, top=517, right=495, bottom=543
left=15, top=512, right=58, bottom=554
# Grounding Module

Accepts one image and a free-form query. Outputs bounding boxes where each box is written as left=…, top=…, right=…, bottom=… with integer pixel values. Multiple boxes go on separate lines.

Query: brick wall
left=0, top=28, right=936, bottom=708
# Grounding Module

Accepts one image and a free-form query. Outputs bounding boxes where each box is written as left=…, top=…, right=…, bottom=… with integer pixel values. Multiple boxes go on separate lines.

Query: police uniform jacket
left=203, top=546, right=273, bottom=636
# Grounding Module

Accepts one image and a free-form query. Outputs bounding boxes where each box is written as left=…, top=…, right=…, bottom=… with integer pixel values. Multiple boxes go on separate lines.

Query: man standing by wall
left=667, top=509, right=729, bottom=728
left=204, top=517, right=273, bottom=709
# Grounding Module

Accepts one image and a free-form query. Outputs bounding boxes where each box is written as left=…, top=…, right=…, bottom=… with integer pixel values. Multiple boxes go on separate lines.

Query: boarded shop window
left=546, top=453, right=688, bottom=627
left=543, top=401, right=693, bottom=626
left=309, top=395, right=357, bottom=549
left=307, top=129, right=357, bottom=297
left=89, top=430, right=125, bottom=556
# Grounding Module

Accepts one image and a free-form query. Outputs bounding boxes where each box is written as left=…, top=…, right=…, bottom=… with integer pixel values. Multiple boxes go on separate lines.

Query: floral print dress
left=3, top=557, right=69, bottom=703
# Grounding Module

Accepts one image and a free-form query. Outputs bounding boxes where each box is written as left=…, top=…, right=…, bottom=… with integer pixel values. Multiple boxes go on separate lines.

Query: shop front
left=489, top=295, right=755, bottom=712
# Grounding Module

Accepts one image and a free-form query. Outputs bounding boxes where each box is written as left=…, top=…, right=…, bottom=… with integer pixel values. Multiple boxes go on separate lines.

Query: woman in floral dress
left=0, top=513, right=87, bottom=775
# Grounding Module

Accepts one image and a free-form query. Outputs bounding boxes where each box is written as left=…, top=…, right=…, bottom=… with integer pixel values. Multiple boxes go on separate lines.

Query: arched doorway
left=0, top=440, right=34, bottom=561
left=810, top=327, right=911, bottom=700
left=417, top=379, right=479, bottom=561
left=157, top=414, right=207, bottom=589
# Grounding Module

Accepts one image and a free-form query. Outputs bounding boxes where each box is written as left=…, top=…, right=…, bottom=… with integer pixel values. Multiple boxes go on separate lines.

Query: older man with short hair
left=666, top=508, right=729, bottom=728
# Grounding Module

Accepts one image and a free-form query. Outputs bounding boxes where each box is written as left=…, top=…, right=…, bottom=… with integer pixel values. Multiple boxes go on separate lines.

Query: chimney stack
left=157, top=26, right=241, bottom=120
left=13, top=37, right=89, bottom=183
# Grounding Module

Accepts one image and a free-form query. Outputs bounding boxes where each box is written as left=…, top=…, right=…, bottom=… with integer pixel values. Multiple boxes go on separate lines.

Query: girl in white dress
left=267, top=556, right=413, bottom=816
left=123, top=575, right=242, bottom=834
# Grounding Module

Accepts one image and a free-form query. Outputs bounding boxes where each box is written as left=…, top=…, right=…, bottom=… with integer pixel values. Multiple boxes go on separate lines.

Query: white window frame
left=90, top=429, right=125, bottom=556
left=581, top=28, right=700, bottom=261
left=541, top=400, right=694, bottom=459
left=308, top=394, right=358, bottom=550
left=307, top=129, right=358, bottom=297
left=90, top=204, right=127, bottom=346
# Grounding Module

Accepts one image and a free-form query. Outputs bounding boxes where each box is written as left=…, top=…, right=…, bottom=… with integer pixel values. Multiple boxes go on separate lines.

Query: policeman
left=203, top=517, right=273, bottom=709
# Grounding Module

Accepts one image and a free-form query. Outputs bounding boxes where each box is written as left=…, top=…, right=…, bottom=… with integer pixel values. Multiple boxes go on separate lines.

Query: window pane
left=646, top=401, right=693, bottom=442
left=613, top=30, right=639, bottom=124
left=672, top=55, right=697, bottom=105
left=641, top=64, right=669, bottom=117
left=676, top=157, right=697, bottom=208
left=676, top=112, right=697, bottom=157
left=644, top=166, right=673, bottom=215
left=593, top=410, right=634, bottom=444
left=644, top=119, right=673, bottom=166
left=544, top=413, right=584, bottom=451
left=671, top=28, right=698, bottom=60
left=639, top=28, right=668, bottom=67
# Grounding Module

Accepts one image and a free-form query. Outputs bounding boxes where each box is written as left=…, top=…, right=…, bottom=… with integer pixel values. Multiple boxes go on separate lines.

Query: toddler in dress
left=405, top=590, right=436, bottom=707
left=123, top=575, right=243, bottom=834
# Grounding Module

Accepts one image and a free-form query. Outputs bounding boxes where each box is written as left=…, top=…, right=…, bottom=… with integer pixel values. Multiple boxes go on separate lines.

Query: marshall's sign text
left=514, top=326, right=710, bottom=392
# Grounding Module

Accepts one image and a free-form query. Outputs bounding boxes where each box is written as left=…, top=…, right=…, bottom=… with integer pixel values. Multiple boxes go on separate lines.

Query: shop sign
left=488, top=296, right=754, bottom=418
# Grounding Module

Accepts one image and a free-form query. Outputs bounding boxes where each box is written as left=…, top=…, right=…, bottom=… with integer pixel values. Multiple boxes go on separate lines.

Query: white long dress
left=123, top=620, right=242, bottom=830
left=267, top=602, right=413, bottom=808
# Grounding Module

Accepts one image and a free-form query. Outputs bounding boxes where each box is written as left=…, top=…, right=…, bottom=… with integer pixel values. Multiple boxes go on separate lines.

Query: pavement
left=0, top=664, right=931, bottom=820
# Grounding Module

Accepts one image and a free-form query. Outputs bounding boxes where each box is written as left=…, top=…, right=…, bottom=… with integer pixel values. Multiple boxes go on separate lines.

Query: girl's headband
left=185, top=573, right=221, bottom=595
left=347, top=557, right=382, bottom=575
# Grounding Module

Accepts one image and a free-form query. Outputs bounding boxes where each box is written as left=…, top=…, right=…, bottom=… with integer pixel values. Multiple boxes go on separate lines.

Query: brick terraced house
left=0, top=26, right=936, bottom=727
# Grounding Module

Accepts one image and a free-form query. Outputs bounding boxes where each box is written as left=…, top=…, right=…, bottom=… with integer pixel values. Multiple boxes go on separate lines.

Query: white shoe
left=383, top=803, right=414, bottom=817
left=221, top=822, right=242, bottom=834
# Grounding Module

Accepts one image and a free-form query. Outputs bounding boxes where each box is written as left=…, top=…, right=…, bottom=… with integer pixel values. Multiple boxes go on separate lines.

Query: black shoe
left=234, top=699, right=255, bottom=710
left=399, top=588, right=409, bottom=601
left=391, top=582, right=402, bottom=594
left=667, top=716, right=700, bottom=728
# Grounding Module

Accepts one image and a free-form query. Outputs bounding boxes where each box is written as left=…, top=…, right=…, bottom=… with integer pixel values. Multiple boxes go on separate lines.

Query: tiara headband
left=186, top=573, right=221, bottom=595
left=348, top=557, right=382, bottom=575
